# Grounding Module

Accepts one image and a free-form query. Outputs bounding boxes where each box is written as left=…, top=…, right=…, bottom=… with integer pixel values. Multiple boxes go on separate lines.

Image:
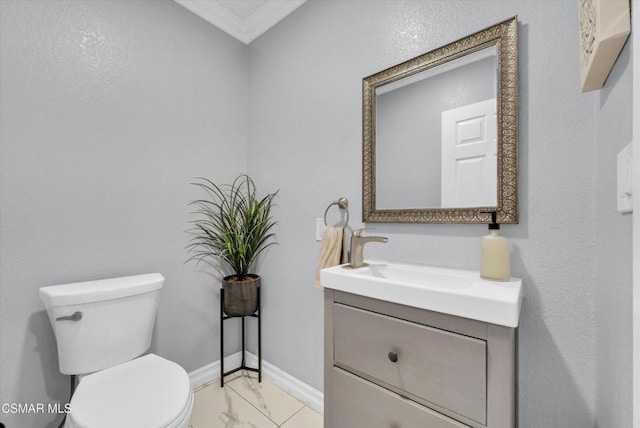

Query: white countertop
left=320, top=260, right=522, bottom=328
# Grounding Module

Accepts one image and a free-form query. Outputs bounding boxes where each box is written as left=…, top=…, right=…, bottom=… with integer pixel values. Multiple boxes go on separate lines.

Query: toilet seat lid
left=68, top=354, right=192, bottom=428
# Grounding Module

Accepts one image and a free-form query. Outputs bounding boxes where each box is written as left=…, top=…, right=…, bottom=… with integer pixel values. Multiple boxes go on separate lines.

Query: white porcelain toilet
left=39, top=273, right=193, bottom=428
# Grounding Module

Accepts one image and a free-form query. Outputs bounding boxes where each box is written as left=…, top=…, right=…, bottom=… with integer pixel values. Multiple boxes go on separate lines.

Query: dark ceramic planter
left=222, top=274, right=260, bottom=317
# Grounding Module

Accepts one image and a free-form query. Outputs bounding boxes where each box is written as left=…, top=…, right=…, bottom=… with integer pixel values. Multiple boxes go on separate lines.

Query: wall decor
left=578, top=0, right=630, bottom=93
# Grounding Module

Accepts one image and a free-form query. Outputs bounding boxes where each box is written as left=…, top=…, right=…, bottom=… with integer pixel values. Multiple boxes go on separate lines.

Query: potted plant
left=187, top=174, right=278, bottom=316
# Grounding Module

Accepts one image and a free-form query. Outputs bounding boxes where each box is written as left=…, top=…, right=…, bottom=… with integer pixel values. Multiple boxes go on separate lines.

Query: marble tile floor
left=190, top=370, right=323, bottom=428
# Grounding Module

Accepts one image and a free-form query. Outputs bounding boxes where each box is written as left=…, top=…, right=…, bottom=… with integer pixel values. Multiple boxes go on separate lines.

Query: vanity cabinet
left=324, top=290, right=517, bottom=428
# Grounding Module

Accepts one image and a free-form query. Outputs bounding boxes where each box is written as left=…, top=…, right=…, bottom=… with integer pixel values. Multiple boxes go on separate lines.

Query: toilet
left=39, top=273, right=193, bottom=428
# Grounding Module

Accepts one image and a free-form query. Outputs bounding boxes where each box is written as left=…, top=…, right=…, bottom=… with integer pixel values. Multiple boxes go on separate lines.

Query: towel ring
left=324, top=197, right=349, bottom=228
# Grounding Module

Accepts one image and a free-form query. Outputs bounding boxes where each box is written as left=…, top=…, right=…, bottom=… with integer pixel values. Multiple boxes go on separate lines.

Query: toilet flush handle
left=55, top=311, right=83, bottom=322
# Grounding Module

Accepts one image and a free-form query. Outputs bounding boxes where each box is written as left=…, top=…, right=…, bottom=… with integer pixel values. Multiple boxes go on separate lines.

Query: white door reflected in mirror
left=441, top=98, right=497, bottom=208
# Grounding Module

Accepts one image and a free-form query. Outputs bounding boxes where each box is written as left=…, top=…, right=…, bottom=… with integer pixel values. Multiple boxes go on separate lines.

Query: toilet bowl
left=65, top=354, right=193, bottom=428
left=39, top=273, right=194, bottom=428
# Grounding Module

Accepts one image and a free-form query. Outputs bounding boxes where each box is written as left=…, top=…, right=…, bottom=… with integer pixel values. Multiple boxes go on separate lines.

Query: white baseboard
left=188, top=351, right=243, bottom=388
left=245, top=352, right=324, bottom=415
left=188, top=352, right=324, bottom=415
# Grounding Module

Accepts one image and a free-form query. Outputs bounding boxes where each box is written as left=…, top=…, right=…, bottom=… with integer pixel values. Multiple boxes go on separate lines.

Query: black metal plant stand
left=220, top=286, right=262, bottom=387
left=57, top=374, right=77, bottom=428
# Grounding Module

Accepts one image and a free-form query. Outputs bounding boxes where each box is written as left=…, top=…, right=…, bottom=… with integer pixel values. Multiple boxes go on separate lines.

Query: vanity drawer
left=330, top=367, right=469, bottom=428
left=333, top=303, right=487, bottom=424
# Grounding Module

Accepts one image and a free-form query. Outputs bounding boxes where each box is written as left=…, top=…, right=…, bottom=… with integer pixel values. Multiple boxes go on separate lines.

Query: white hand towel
left=314, top=226, right=348, bottom=290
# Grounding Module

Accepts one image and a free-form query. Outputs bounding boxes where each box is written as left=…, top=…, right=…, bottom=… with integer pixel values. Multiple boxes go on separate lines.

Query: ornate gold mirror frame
left=363, top=17, right=518, bottom=224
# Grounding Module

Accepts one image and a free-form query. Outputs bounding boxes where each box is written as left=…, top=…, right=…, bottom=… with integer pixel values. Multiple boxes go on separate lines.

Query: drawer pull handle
left=388, top=351, right=398, bottom=363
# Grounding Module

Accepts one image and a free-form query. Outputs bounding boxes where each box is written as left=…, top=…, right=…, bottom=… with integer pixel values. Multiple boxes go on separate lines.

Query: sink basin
left=320, top=260, right=522, bottom=327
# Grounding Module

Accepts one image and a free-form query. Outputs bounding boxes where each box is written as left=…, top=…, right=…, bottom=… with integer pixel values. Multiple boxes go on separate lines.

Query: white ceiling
left=174, top=0, right=307, bottom=44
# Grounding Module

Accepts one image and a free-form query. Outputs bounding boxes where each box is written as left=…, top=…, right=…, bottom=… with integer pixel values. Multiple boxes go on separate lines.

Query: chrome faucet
left=346, top=228, right=388, bottom=269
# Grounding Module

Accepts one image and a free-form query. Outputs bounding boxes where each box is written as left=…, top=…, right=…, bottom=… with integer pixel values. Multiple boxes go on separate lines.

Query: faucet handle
left=353, top=228, right=366, bottom=237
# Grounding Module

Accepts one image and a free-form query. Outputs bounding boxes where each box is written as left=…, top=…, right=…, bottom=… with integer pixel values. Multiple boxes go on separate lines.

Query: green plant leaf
left=186, top=174, right=278, bottom=279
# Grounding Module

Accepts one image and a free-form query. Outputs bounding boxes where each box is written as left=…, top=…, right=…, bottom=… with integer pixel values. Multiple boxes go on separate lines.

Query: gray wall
left=0, top=1, right=248, bottom=427
left=594, top=39, right=633, bottom=428
left=248, top=0, right=632, bottom=426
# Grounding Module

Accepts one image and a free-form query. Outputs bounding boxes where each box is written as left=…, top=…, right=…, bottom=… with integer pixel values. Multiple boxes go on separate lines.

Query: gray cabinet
left=324, top=290, right=517, bottom=428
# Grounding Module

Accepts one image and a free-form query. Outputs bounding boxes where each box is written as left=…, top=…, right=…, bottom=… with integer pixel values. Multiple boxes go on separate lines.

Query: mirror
left=363, top=17, right=518, bottom=223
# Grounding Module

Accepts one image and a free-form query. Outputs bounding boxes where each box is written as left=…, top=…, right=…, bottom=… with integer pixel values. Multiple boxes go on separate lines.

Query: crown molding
left=174, top=0, right=307, bottom=44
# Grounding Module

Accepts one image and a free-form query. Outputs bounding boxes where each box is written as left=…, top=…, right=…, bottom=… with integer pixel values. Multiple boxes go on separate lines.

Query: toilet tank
left=39, top=273, right=164, bottom=375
